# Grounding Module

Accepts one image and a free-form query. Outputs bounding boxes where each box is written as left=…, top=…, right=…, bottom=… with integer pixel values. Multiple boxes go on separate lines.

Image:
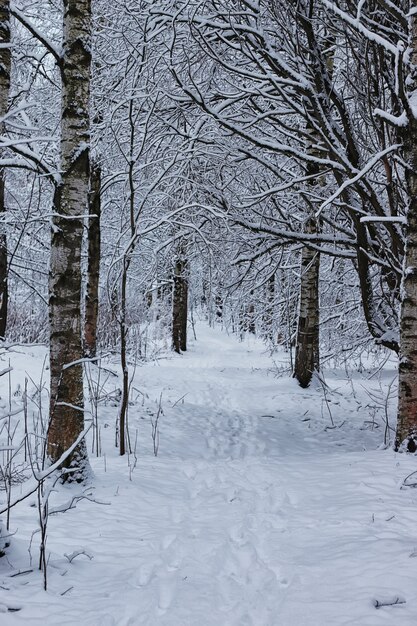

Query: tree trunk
left=0, top=0, right=10, bottom=340
left=264, top=273, right=275, bottom=339
left=119, top=260, right=129, bottom=456
left=84, top=161, right=101, bottom=357
left=355, top=218, right=399, bottom=354
left=294, top=218, right=320, bottom=388
left=247, top=299, right=256, bottom=334
left=215, top=288, right=223, bottom=320
left=396, top=3, right=417, bottom=451
left=292, top=14, right=338, bottom=387
left=0, top=4, right=9, bottom=553
left=172, top=252, right=188, bottom=353
left=47, top=0, right=92, bottom=480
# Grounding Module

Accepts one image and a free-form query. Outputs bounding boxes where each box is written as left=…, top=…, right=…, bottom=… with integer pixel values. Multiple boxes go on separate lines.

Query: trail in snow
left=1, top=324, right=417, bottom=625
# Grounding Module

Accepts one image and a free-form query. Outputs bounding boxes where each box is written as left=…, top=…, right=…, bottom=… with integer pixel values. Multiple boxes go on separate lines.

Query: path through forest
left=2, top=325, right=417, bottom=625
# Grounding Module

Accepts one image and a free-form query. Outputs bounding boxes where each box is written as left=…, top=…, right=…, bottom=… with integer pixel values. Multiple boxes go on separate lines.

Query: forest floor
left=0, top=323, right=417, bottom=625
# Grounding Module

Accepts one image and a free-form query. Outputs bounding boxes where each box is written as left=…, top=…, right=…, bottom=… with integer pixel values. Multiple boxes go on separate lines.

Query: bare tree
left=162, top=0, right=405, bottom=354
left=172, top=243, right=188, bottom=353
left=84, top=160, right=101, bottom=357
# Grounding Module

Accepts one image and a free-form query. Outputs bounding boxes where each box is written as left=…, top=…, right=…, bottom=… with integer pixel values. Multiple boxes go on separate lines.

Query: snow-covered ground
left=1, top=324, right=417, bottom=625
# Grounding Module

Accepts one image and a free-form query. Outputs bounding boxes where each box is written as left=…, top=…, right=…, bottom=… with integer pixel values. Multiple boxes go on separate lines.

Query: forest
left=1, top=0, right=417, bottom=624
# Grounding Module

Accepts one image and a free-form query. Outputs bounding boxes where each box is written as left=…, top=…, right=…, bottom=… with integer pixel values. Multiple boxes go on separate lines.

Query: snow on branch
left=0, top=141, right=59, bottom=182
left=0, top=425, right=92, bottom=514
left=373, top=109, right=407, bottom=127
left=316, top=144, right=401, bottom=216
left=11, top=4, right=62, bottom=66
left=64, top=549, right=93, bottom=563
left=360, top=216, right=407, bottom=225
left=319, top=0, right=399, bottom=55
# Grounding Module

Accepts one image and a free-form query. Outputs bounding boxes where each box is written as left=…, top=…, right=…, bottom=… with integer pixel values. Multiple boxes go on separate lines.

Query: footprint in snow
left=229, top=523, right=249, bottom=546
left=169, top=505, right=183, bottom=524
left=162, top=533, right=177, bottom=550
left=157, top=579, right=176, bottom=614
left=135, top=563, right=156, bottom=587
left=182, top=464, right=197, bottom=480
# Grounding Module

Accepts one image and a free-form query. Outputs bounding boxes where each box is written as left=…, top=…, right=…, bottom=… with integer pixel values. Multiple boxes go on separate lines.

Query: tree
left=0, top=0, right=11, bottom=339
left=84, top=160, right=101, bottom=357
left=172, top=242, right=188, bottom=352
left=162, top=0, right=404, bottom=356
left=294, top=217, right=320, bottom=387
left=396, top=0, right=417, bottom=451
left=294, top=18, right=335, bottom=387
left=47, top=0, right=92, bottom=480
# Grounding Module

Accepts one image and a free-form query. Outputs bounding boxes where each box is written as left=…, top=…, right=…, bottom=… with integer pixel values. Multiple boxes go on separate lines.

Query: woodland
left=1, top=0, right=417, bottom=624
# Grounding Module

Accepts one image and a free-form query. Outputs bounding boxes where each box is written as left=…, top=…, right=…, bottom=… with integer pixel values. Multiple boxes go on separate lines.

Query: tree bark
left=396, top=2, right=417, bottom=451
left=0, top=0, right=10, bottom=340
left=292, top=8, right=327, bottom=388
left=119, top=260, right=129, bottom=456
left=84, top=161, right=101, bottom=357
left=355, top=218, right=399, bottom=354
left=47, top=0, right=92, bottom=480
left=172, top=251, right=188, bottom=353
left=294, top=218, right=320, bottom=388
left=247, top=299, right=256, bottom=334
left=215, top=292, right=223, bottom=319
left=264, top=273, right=275, bottom=339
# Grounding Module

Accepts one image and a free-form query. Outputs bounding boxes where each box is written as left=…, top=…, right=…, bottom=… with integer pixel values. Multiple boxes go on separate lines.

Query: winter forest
left=2, top=0, right=417, bottom=623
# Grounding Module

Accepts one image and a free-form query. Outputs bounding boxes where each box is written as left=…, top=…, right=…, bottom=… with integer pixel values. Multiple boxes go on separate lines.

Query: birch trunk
left=47, top=0, right=91, bottom=479
left=84, top=161, right=101, bottom=357
left=172, top=252, right=188, bottom=353
left=396, top=2, right=417, bottom=451
left=0, top=0, right=10, bottom=339
left=294, top=218, right=320, bottom=388
left=292, top=9, right=330, bottom=388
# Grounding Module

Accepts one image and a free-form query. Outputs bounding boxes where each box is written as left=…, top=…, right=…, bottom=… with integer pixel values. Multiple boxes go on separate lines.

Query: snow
left=10, top=4, right=62, bottom=63
left=320, top=1, right=399, bottom=56
left=360, top=216, right=407, bottom=225
left=373, top=108, right=408, bottom=128
left=0, top=325, right=417, bottom=625
left=316, top=143, right=401, bottom=216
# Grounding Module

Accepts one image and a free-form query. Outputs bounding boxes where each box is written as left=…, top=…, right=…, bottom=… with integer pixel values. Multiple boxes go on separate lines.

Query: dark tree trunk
left=264, top=273, right=275, bottom=338
left=215, top=290, right=223, bottom=319
left=201, top=275, right=208, bottom=306
left=119, top=260, right=129, bottom=456
left=47, top=0, right=92, bottom=480
left=355, top=219, right=399, bottom=354
left=84, top=161, right=101, bottom=357
left=0, top=0, right=10, bottom=340
left=172, top=253, right=188, bottom=353
left=247, top=300, right=256, bottom=334
left=294, top=218, right=320, bottom=388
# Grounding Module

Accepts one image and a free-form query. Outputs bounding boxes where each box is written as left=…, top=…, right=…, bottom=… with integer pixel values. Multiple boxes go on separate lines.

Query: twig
left=374, top=597, right=406, bottom=609
left=64, top=549, right=93, bottom=563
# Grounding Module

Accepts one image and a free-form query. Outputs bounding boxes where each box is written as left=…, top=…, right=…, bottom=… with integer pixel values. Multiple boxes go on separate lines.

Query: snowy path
left=2, top=325, right=417, bottom=625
